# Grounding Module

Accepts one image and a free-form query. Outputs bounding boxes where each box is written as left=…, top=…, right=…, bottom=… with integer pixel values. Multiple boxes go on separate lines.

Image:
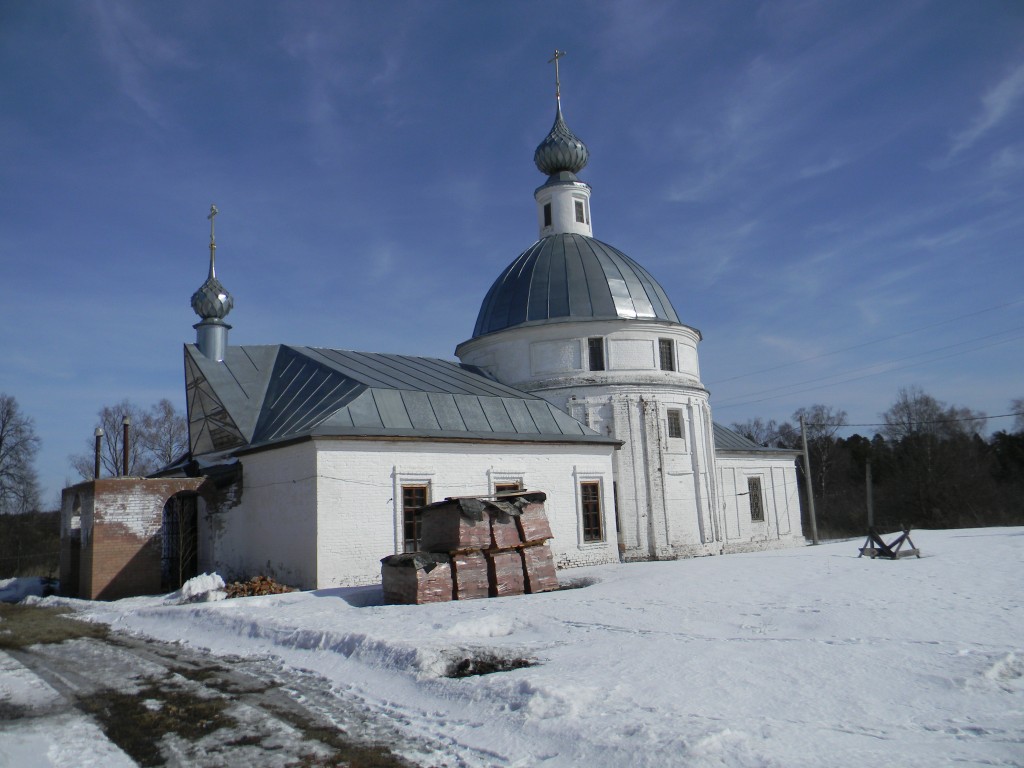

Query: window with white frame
left=748, top=477, right=765, bottom=522
left=580, top=481, right=604, bottom=541
left=401, top=484, right=429, bottom=552
left=489, top=468, right=525, bottom=497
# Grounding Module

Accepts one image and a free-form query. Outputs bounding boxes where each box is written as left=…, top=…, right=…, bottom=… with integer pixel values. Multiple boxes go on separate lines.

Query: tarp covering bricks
left=381, top=491, right=559, bottom=604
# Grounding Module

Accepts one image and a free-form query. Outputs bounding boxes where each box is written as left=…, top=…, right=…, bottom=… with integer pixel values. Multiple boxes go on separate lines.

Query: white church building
left=170, top=70, right=804, bottom=589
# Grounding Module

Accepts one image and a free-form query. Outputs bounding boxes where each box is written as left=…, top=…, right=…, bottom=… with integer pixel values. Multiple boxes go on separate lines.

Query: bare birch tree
left=0, top=394, right=41, bottom=514
left=69, top=399, right=188, bottom=480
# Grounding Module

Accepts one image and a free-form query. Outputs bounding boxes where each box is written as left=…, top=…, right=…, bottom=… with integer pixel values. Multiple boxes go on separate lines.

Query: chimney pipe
left=122, top=417, right=131, bottom=476
left=94, top=428, right=103, bottom=479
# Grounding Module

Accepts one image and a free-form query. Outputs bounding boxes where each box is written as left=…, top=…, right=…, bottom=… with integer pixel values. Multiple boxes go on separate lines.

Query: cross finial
left=548, top=49, right=566, bottom=103
left=207, top=204, right=218, bottom=279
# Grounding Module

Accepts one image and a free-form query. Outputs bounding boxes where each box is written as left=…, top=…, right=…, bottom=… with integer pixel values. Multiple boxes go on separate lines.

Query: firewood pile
left=225, top=575, right=297, bottom=598
left=381, top=491, right=559, bottom=605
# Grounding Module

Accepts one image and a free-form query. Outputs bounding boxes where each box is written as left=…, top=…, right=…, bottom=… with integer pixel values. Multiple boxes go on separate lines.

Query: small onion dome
left=534, top=104, right=589, bottom=176
left=191, top=275, right=234, bottom=321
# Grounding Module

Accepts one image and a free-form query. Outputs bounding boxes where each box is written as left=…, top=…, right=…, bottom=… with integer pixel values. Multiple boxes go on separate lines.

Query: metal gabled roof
left=472, top=233, right=682, bottom=338
left=185, top=344, right=615, bottom=457
left=713, top=423, right=799, bottom=455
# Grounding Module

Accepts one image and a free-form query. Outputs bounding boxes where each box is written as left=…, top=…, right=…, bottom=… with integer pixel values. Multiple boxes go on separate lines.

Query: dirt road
left=0, top=604, right=423, bottom=767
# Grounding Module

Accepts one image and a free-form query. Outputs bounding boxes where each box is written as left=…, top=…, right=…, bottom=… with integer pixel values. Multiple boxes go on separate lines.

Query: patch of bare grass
left=0, top=603, right=108, bottom=649
left=77, top=682, right=234, bottom=767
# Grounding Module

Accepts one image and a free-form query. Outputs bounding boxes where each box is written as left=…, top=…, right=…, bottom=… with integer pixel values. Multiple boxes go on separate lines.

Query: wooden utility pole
left=800, top=414, right=819, bottom=545
left=865, top=459, right=874, bottom=529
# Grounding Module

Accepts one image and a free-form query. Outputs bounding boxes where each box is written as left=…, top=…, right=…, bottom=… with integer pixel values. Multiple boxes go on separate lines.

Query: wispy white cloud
left=797, top=154, right=854, bottom=180
left=947, top=61, right=1024, bottom=158
left=662, top=7, right=921, bottom=205
left=593, top=0, right=697, bottom=63
left=988, top=143, right=1024, bottom=176
left=366, top=242, right=398, bottom=282
left=85, top=1, right=193, bottom=126
left=758, top=333, right=815, bottom=359
left=279, top=11, right=416, bottom=167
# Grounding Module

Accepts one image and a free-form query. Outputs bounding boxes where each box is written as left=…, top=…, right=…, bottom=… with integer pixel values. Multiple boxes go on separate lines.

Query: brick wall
left=60, top=477, right=207, bottom=600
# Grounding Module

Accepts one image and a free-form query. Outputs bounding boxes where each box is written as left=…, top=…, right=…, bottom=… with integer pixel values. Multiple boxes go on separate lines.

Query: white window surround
left=573, top=467, right=609, bottom=547
left=392, top=467, right=435, bottom=553
left=573, top=196, right=589, bottom=224
left=488, top=468, right=527, bottom=495
left=745, top=474, right=767, bottom=524
left=667, top=408, right=684, bottom=439
left=659, top=338, right=676, bottom=371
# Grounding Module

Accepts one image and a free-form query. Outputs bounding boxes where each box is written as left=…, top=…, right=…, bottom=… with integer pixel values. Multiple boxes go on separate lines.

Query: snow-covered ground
left=10, top=528, right=1024, bottom=767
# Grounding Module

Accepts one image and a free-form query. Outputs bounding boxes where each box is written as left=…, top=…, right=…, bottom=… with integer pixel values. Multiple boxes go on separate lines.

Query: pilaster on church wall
left=640, top=394, right=674, bottom=558
left=606, top=395, right=637, bottom=555
left=541, top=387, right=723, bottom=560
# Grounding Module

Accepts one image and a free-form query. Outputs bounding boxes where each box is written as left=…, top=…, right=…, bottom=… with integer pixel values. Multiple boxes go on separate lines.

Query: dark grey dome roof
left=534, top=104, right=589, bottom=176
left=472, top=233, right=681, bottom=338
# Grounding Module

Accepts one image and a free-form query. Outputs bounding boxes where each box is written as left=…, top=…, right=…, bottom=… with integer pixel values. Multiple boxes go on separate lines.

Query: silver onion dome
left=534, top=104, right=589, bottom=176
left=191, top=275, right=234, bottom=320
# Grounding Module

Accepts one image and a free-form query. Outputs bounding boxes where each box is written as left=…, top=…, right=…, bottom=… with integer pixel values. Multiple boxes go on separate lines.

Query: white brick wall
left=457, top=316, right=806, bottom=561
left=716, top=455, right=803, bottom=550
left=207, top=438, right=619, bottom=589
left=205, top=441, right=319, bottom=588
left=313, top=439, right=619, bottom=586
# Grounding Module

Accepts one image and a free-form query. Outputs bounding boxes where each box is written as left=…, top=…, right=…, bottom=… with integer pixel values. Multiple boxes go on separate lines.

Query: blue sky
left=2, top=1, right=1022, bottom=506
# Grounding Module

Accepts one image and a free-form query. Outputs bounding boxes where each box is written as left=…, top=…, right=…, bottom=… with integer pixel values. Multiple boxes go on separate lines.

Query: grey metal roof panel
left=186, top=345, right=615, bottom=457
left=304, top=347, right=527, bottom=399
left=304, top=426, right=616, bottom=444
left=427, top=392, right=468, bottom=431
left=403, top=391, right=443, bottom=431
left=320, top=407, right=355, bottom=429
left=478, top=397, right=517, bottom=433
left=713, top=423, right=799, bottom=454
left=345, top=390, right=386, bottom=428
left=185, top=345, right=281, bottom=454
left=472, top=233, right=682, bottom=338
left=373, top=389, right=413, bottom=429
left=503, top=398, right=539, bottom=433
left=525, top=399, right=561, bottom=434
left=549, top=406, right=586, bottom=435
left=453, top=394, right=493, bottom=431
left=251, top=346, right=366, bottom=443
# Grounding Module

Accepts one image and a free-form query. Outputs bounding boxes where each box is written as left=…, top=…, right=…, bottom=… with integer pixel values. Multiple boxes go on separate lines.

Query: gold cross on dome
left=548, top=50, right=566, bottom=100
left=207, top=204, right=218, bottom=277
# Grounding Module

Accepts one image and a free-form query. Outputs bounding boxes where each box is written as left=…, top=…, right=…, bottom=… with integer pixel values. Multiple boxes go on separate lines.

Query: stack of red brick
left=381, top=491, right=559, bottom=604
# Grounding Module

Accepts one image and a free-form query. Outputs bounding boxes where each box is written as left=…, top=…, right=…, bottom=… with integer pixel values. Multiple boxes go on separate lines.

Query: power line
left=713, top=330, right=1024, bottom=410
left=808, top=410, right=1024, bottom=429
left=707, top=298, right=1024, bottom=386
